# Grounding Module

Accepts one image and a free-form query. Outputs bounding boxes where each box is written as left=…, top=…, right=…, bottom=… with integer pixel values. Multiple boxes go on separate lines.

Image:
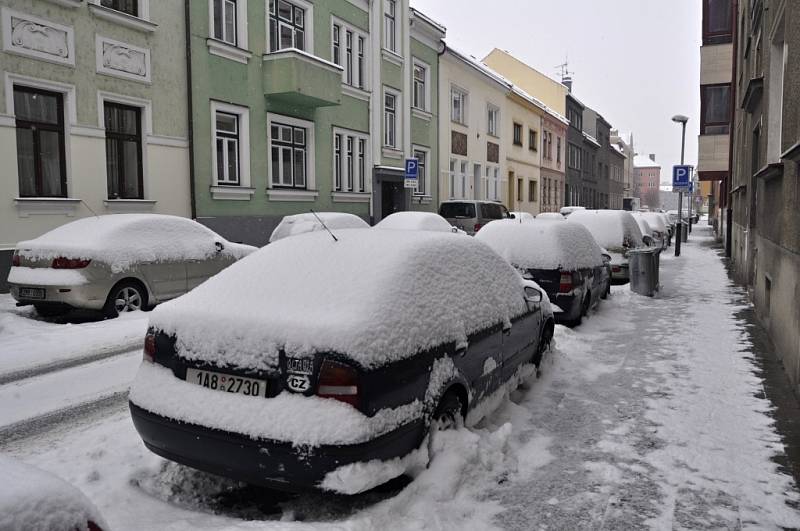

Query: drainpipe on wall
left=726, top=0, right=738, bottom=257
left=184, top=0, right=197, bottom=220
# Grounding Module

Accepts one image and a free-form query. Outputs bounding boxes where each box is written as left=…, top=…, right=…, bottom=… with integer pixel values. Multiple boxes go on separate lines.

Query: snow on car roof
left=631, top=214, right=653, bottom=236
left=375, top=211, right=457, bottom=233
left=510, top=211, right=535, bottom=221
left=633, top=212, right=667, bottom=234
left=476, top=219, right=604, bottom=271
left=567, top=210, right=644, bottom=252
left=0, top=456, right=108, bottom=531
left=16, top=214, right=253, bottom=273
left=269, top=212, right=369, bottom=243
left=536, top=212, right=565, bottom=220
left=150, top=229, right=529, bottom=369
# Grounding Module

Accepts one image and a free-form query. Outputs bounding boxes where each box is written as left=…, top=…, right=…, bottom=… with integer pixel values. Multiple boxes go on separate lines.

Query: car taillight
left=559, top=272, right=573, bottom=293
left=473, top=223, right=482, bottom=233
left=143, top=332, right=156, bottom=363
left=612, top=266, right=621, bottom=272
left=51, top=257, right=91, bottom=269
left=317, top=359, right=359, bottom=408
left=11, top=252, right=20, bottom=267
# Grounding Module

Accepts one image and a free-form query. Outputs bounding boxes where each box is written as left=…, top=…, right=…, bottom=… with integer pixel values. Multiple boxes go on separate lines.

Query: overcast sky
left=411, top=0, right=702, bottom=184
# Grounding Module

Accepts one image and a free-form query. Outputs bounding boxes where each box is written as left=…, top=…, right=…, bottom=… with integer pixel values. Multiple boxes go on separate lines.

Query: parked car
left=7, top=214, right=255, bottom=318
left=510, top=211, right=536, bottom=222
left=269, top=212, right=369, bottom=243
left=0, top=456, right=108, bottom=531
left=129, top=229, right=554, bottom=494
left=631, top=215, right=658, bottom=248
left=536, top=212, right=566, bottom=220
left=559, top=206, right=586, bottom=217
left=634, top=212, right=670, bottom=249
left=476, top=219, right=609, bottom=326
left=439, top=200, right=513, bottom=234
left=567, top=210, right=645, bottom=284
left=375, top=211, right=463, bottom=233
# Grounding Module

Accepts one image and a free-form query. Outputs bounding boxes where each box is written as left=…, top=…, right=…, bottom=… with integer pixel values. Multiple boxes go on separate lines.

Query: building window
left=701, top=84, right=731, bottom=134
left=413, top=61, right=427, bottom=111
left=332, top=21, right=367, bottom=90
left=104, top=102, right=143, bottom=199
left=334, top=133, right=341, bottom=191
left=529, top=129, right=538, bottom=152
left=269, top=0, right=305, bottom=52
left=487, top=105, right=499, bottom=137
left=270, top=121, right=307, bottom=188
left=384, top=90, right=397, bottom=147
left=568, top=143, right=581, bottom=170
left=13, top=86, right=67, bottom=198
left=516, top=178, right=524, bottom=202
left=384, top=0, right=397, bottom=52
left=101, top=0, right=138, bottom=16
left=451, top=87, right=467, bottom=125
left=529, top=180, right=537, bottom=202
left=513, top=122, right=523, bottom=146
left=412, top=147, right=427, bottom=196
left=213, top=0, right=238, bottom=45
left=703, top=0, right=732, bottom=44
left=214, top=111, right=240, bottom=185
left=556, top=136, right=562, bottom=164
left=358, top=138, right=366, bottom=192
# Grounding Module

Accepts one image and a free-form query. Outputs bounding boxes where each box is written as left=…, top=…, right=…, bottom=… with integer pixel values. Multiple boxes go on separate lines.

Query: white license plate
left=186, top=368, right=267, bottom=398
left=19, top=287, right=45, bottom=299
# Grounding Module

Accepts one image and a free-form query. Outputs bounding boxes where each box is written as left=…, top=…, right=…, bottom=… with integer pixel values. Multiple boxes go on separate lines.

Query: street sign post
left=404, top=158, right=419, bottom=189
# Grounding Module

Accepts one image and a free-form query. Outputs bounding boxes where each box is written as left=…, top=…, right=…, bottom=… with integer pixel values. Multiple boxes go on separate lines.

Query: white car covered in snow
left=7, top=214, right=255, bottom=318
left=375, top=211, right=464, bottom=233
left=269, top=212, right=369, bottom=243
left=567, top=210, right=645, bottom=284
left=129, top=228, right=554, bottom=494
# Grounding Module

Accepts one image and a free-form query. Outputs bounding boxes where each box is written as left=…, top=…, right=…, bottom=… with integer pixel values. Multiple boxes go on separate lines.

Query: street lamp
left=672, top=115, right=688, bottom=257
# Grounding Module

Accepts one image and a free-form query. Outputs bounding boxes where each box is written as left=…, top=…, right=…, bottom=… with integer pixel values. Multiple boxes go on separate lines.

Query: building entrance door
left=381, top=181, right=405, bottom=219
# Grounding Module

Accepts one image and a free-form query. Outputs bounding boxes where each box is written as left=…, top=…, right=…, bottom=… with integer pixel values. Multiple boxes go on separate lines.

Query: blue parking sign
left=672, top=165, right=691, bottom=191
left=405, top=158, right=419, bottom=179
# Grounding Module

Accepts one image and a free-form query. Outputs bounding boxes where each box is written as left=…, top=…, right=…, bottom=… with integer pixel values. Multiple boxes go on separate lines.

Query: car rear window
left=439, top=203, right=476, bottom=219
left=480, top=203, right=504, bottom=219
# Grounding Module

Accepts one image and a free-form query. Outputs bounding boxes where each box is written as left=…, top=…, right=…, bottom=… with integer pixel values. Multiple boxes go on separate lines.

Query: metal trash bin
left=680, top=220, right=689, bottom=242
left=628, top=247, right=661, bottom=297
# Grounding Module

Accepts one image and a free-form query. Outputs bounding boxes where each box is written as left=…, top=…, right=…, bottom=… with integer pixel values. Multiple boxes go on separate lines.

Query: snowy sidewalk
left=4, top=224, right=800, bottom=530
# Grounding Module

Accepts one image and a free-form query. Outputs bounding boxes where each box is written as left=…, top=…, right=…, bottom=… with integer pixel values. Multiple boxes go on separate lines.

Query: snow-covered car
left=536, top=212, right=565, bottom=220
left=559, top=206, right=585, bottom=217
left=375, top=211, right=463, bottom=233
left=476, top=219, right=609, bottom=326
left=0, top=456, right=108, bottom=531
left=567, top=210, right=645, bottom=284
left=129, top=229, right=554, bottom=494
left=633, top=212, right=670, bottom=249
left=269, top=212, right=369, bottom=243
left=631, top=215, right=657, bottom=248
left=7, top=214, right=255, bottom=318
left=510, top=211, right=536, bottom=222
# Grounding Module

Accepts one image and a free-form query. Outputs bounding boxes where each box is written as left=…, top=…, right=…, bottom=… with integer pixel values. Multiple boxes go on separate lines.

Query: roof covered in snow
left=15, top=214, right=254, bottom=273
left=476, top=219, right=604, bottom=271
left=566, top=210, right=645, bottom=252
left=149, top=229, right=529, bottom=369
left=634, top=155, right=660, bottom=168
left=269, top=212, right=369, bottom=243
left=375, top=212, right=459, bottom=233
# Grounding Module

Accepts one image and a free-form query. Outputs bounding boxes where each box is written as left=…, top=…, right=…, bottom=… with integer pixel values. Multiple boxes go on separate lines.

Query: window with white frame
left=269, top=117, right=311, bottom=189
left=213, top=0, right=238, bottom=45
left=451, top=86, right=467, bottom=124
left=211, top=101, right=249, bottom=188
left=384, top=89, right=398, bottom=147
left=487, top=105, right=499, bottom=137
left=412, top=59, right=429, bottom=111
left=448, top=158, right=468, bottom=199
left=268, top=0, right=306, bottom=52
left=384, top=0, right=397, bottom=52
left=412, top=147, right=428, bottom=196
left=332, top=20, right=367, bottom=90
left=334, top=128, right=369, bottom=193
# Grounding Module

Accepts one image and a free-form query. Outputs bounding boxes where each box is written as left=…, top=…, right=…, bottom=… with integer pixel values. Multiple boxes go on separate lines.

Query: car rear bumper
left=8, top=282, right=107, bottom=310
left=610, top=263, right=630, bottom=284
left=129, top=402, right=426, bottom=492
left=552, top=293, right=581, bottom=322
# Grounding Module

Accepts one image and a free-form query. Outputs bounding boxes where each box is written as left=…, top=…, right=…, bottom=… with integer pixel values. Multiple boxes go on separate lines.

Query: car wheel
left=581, top=293, right=591, bottom=316
left=601, top=280, right=610, bottom=299
left=33, top=304, right=68, bottom=318
left=432, top=391, right=464, bottom=432
left=104, top=280, right=147, bottom=318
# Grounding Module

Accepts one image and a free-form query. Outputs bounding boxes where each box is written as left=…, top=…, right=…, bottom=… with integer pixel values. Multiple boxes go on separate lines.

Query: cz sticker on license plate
left=185, top=368, right=267, bottom=398
left=19, top=287, right=45, bottom=299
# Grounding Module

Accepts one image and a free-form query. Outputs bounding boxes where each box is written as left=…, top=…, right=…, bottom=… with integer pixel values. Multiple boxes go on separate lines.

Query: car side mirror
left=602, top=253, right=611, bottom=263
left=643, top=235, right=654, bottom=247
left=524, top=286, right=542, bottom=303
left=215, top=241, right=225, bottom=253
left=509, top=213, right=516, bottom=219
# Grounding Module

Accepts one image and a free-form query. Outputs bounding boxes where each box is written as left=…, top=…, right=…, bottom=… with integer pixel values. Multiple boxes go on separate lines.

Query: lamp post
left=672, top=115, right=689, bottom=257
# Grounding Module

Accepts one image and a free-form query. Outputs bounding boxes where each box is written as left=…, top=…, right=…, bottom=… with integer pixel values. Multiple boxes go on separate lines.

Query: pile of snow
left=7, top=267, right=88, bottom=286
left=375, top=211, right=458, bottom=233
left=149, top=229, right=529, bottom=370
left=15, top=214, right=254, bottom=273
left=269, top=212, right=369, bottom=243
left=510, top=211, right=535, bottom=222
left=567, top=210, right=644, bottom=252
left=0, top=456, right=108, bottom=531
left=475, top=219, right=603, bottom=271
left=536, top=212, right=565, bottom=220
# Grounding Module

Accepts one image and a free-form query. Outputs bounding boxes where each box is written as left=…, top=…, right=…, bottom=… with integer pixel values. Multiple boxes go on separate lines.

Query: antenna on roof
left=555, top=56, right=573, bottom=91
left=310, top=209, right=338, bottom=242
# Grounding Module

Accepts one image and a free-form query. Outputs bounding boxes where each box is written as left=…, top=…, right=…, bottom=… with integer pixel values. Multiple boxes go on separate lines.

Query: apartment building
left=634, top=154, right=662, bottom=209
left=0, top=0, right=191, bottom=288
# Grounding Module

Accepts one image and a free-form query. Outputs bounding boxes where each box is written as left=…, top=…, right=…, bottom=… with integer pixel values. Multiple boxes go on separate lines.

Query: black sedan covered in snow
left=129, top=228, right=554, bottom=493
left=476, top=219, right=609, bottom=326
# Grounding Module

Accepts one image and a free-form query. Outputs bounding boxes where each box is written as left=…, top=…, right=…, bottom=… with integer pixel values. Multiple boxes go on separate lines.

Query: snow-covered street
left=2, top=223, right=799, bottom=530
